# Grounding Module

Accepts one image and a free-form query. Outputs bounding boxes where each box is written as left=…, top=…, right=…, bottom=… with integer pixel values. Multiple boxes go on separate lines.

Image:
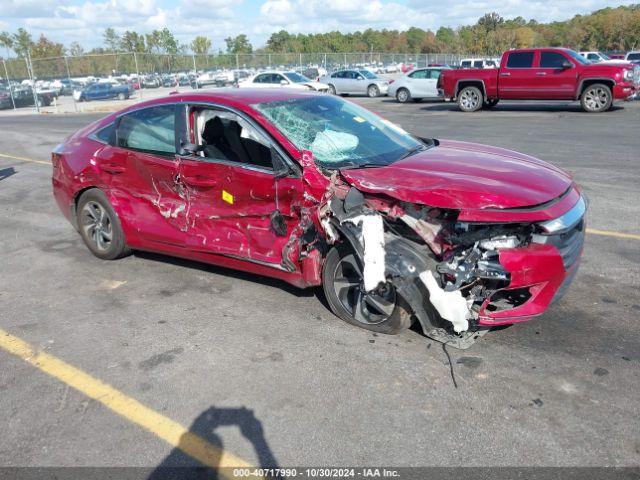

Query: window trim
left=505, top=51, right=536, bottom=69
left=178, top=102, right=301, bottom=177
left=114, top=103, right=180, bottom=158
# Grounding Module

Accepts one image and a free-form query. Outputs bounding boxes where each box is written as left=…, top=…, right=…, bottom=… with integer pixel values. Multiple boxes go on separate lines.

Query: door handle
left=536, top=72, right=547, bottom=76
left=181, top=175, right=218, bottom=187
left=100, top=163, right=126, bottom=174
left=500, top=72, right=511, bottom=77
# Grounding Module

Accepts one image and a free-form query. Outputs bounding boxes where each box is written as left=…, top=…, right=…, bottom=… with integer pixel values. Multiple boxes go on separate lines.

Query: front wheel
left=367, top=84, right=380, bottom=97
left=117, top=92, right=126, bottom=100
left=77, top=189, right=130, bottom=260
left=581, top=83, right=612, bottom=112
left=458, top=86, right=483, bottom=112
left=322, top=244, right=412, bottom=334
left=396, top=88, right=411, bottom=103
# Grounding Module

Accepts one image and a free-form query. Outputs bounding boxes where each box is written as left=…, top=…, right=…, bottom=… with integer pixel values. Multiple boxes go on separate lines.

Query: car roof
left=128, top=88, right=319, bottom=108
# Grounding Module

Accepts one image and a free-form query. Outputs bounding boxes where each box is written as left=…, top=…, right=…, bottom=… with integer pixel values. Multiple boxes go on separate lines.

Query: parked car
left=625, top=51, right=640, bottom=64
left=384, top=64, right=399, bottom=73
left=578, top=51, right=628, bottom=64
left=52, top=89, right=586, bottom=349
left=141, top=75, right=161, bottom=89
left=239, top=71, right=329, bottom=92
left=77, top=83, right=132, bottom=102
left=459, top=58, right=498, bottom=69
left=319, top=69, right=389, bottom=97
left=388, top=67, right=449, bottom=103
left=0, top=85, right=52, bottom=109
left=439, top=48, right=639, bottom=112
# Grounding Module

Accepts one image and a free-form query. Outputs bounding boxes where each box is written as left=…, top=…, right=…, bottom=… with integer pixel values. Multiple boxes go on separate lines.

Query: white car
left=384, top=64, right=399, bottom=73
left=579, top=51, right=628, bottom=64
left=459, top=58, right=497, bottom=69
left=388, top=67, right=448, bottom=103
left=625, top=51, right=640, bottom=63
left=238, top=71, right=329, bottom=92
left=318, top=69, right=389, bottom=97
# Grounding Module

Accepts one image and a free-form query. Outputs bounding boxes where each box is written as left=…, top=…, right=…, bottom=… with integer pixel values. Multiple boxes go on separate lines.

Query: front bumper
left=477, top=214, right=585, bottom=326
left=613, top=82, right=638, bottom=100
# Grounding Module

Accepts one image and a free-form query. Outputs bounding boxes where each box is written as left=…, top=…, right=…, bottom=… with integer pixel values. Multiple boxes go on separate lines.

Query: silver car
left=388, top=67, right=448, bottom=103
left=320, top=69, right=389, bottom=97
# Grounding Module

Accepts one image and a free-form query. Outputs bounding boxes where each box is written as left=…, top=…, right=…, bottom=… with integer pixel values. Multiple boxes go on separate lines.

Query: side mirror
left=357, top=76, right=364, bottom=80
left=271, top=146, right=291, bottom=179
left=280, top=79, right=288, bottom=85
left=179, top=142, right=202, bottom=156
left=561, top=60, right=573, bottom=69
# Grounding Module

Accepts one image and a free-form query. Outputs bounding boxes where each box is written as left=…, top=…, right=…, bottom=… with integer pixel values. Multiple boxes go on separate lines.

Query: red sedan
left=52, top=89, right=585, bottom=348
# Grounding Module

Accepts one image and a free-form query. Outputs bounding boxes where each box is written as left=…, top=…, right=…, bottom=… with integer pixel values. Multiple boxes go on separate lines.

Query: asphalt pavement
left=0, top=97, right=639, bottom=470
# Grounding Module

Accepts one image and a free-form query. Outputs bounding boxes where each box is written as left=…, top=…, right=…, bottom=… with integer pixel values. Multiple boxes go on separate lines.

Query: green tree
left=191, top=36, right=211, bottom=55
left=225, top=34, right=252, bottom=54
left=12, top=28, right=33, bottom=58
left=120, top=31, right=145, bottom=53
left=103, top=28, right=120, bottom=52
left=0, top=31, right=13, bottom=59
left=31, top=34, right=65, bottom=58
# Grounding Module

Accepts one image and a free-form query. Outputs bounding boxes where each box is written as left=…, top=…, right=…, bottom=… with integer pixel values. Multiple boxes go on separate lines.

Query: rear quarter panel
left=441, top=69, right=498, bottom=98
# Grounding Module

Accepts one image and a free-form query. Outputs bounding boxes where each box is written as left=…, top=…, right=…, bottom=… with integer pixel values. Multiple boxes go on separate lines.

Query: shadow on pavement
left=0, top=166, right=16, bottom=181
left=148, top=406, right=280, bottom=479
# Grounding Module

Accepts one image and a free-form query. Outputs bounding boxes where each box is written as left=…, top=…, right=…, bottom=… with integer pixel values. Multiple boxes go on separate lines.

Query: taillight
left=51, top=152, right=61, bottom=168
left=389, top=79, right=395, bottom=84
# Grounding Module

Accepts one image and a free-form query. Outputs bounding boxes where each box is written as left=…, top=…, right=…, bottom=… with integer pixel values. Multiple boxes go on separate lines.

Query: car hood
left=339, top=139, right=573, bottom=211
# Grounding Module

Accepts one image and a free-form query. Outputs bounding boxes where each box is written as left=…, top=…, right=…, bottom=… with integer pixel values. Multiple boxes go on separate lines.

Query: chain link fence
left=1, top=51, right=468, bottom=112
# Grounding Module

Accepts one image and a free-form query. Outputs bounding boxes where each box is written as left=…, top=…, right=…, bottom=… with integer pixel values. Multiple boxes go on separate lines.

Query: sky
left=0, top=0, right=633, bottom=50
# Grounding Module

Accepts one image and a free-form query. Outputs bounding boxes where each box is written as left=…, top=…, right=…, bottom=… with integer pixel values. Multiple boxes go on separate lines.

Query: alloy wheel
left=80, top=201, right=113, bottom=252
left=584, top=87, right=610, bottom=112
left=332, top=252, right=396, bottom=325
left=460, top=88, right=481, bottom=111
left=397, top=89, right=409, bottom=103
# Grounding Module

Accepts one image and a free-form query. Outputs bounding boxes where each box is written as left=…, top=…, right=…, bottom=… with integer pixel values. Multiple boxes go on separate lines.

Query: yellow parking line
left=0, top=152, right=51, bottom=166
left=0, top=328, right=254, bottom=475
left=586, top=228, right=640, bottom=241
left=2, top=151, right=639, bottom=242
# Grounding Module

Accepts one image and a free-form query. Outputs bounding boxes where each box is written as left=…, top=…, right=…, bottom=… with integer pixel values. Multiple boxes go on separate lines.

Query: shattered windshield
left=252, top=95, right=422, bottom=169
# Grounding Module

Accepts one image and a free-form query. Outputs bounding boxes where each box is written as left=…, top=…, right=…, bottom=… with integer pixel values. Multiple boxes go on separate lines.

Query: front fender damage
left=310, top=170, right=553, bottom=348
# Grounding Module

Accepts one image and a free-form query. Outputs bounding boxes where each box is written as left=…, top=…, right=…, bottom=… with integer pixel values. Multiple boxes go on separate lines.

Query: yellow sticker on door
left=222, top=190, right=234, bottom=204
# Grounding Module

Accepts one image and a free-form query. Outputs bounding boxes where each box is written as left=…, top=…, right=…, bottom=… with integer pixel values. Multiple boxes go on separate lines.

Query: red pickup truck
left=439, top=48, right=639, bottom=112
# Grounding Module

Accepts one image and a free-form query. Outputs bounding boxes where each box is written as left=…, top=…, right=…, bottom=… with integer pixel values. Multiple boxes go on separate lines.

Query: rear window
left=627, top=53, right=640, bottom=61
left=95, top=123, right=114, bottom=143
left=117, top=105, right=176, bottom=155
left=506, top=52, right=534, bottom=68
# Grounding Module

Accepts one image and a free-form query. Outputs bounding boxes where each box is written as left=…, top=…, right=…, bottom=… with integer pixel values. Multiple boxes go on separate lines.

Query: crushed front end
left=319, top=180, right=586, bottom=349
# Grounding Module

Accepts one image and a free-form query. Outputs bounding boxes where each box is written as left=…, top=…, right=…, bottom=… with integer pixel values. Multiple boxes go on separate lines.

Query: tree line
left=0, top=5, right=638, bottom=78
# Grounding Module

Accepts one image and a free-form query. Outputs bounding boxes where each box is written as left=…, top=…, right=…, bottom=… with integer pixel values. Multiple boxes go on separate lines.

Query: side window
left=409, top=69, right=427, bottom=79
left=473, top=60, right=483, bottom=68
left=428, top=69, right=442, bottom=79
left=461, top=61, right=471, bottom=68
left=540, top=52, right=569, bottom=68
left=196, top=109, right=273, bottom=170
left=95, top=123, right=114, bottom=143
left=117, top=105, right=176, bottom=155
left=331, top=72, right=342, bottom=79
left=253, top=74, right=267, bottom=83
left=506, top=52, right=534, bottom=68
left=275, top=74, right=287, bottom=84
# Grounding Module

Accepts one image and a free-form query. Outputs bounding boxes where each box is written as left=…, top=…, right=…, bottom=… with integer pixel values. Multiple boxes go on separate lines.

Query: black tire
left=396, top=88, right=411, bottom=103
left=484, top=98, right=499, bottom=108
left=328, top=84, right=336, bottom=95
left=76, top=189, right=130, bottom=260
left=412, top=98, right=423, bottom=103
left=367, top=84, right=380, bottom=97
left=117, top=92, right=126, bottom=101
left=580, top=83, right=612, bottom=112
left=322, top=244, right=412, bottom=335
left=458, top=86, right=483, bottom=112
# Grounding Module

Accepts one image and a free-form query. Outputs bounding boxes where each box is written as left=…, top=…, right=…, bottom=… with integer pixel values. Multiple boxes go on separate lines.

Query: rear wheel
left=396, top=88, right=411, bottom=103
left=322, top=244, right=412, bottom=334
left=117, top=92, right=126, bottom=100
left=328, top=84, right=336, bottom=95
left=458, top=86, right=483, bottom=112
left=77, top=189, right=130, bottom=260
left=367, top=84, right=380, bottom=97
left=581, top=83, right=612, bottom=112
